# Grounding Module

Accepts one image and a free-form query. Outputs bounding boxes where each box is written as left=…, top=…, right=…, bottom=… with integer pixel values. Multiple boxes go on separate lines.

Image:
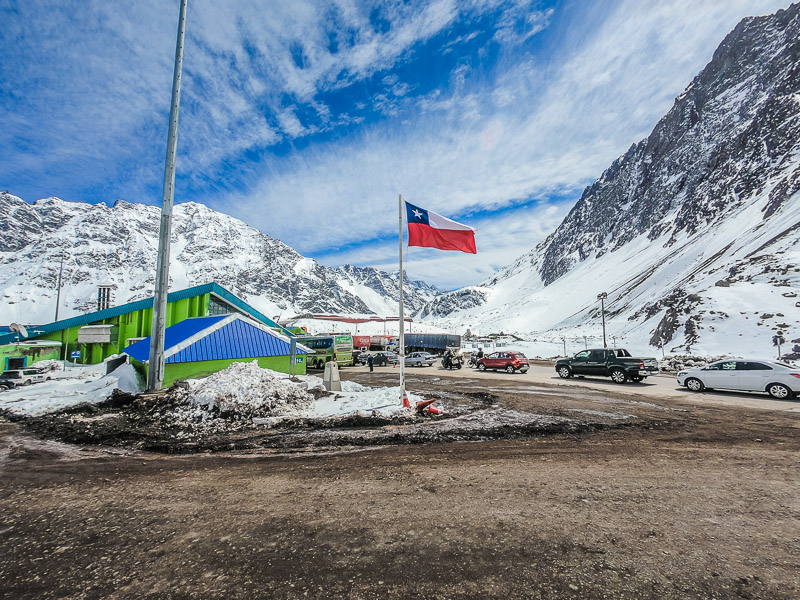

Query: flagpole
left=398, top=193, right=406, bottom=406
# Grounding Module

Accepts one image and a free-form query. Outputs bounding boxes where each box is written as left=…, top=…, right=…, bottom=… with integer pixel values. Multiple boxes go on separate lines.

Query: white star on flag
left=412, top=209, right=423, bottom=219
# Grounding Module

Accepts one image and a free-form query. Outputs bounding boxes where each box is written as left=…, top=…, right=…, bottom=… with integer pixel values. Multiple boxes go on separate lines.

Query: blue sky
left=0, top=0, right=791, bottom=289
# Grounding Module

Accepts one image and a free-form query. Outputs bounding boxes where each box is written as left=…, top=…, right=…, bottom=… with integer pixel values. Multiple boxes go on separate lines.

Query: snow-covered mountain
left=0, top=193, right=440, bottom=324
left=422, top=3, right=800, bottom=356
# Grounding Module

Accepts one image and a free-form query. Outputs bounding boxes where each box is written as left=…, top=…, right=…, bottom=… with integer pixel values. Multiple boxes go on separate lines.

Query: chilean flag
left=405, top=201, right=477, bottom=254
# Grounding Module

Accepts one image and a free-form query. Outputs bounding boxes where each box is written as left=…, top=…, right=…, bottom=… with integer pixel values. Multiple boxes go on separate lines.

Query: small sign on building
left=71, top=351, right=81, bottom=359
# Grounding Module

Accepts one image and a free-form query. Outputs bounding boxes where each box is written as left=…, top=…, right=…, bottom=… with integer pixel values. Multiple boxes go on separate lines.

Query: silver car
left=404, top=352, right=436, bottom=367
left=677, top=359, right=800, bottom=399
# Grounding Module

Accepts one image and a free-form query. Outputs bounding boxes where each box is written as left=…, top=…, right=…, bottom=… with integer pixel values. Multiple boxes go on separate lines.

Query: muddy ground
left=1, top=370, right=799, bottom=599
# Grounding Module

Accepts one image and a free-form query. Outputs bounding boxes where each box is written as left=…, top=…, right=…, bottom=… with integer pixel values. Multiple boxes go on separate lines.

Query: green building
left=123, top=314, right=308, bottom=387
left=0, top=283, right=290, bottom=370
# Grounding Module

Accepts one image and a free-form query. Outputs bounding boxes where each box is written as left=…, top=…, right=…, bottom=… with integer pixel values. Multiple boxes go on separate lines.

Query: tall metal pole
left=601, top=296, right=607, bottom=348
left=54, top=253, right=64, bottom=322
left=597, top=292, right=608, bottom=348
left=398, top=194, right=406, bottom=406
left=147, top=0, right=188, bottom=392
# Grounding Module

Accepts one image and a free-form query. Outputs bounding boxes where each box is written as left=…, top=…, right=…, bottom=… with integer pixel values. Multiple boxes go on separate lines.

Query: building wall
left=0, top=344, right=62, bottom=370
left=131, top=354, right=307, bottom=388
left=36, top=294, right=211, bottom=365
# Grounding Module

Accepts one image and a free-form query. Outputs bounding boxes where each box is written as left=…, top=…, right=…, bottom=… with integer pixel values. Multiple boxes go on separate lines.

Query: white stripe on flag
left=427, top=210, right=475, bottom=232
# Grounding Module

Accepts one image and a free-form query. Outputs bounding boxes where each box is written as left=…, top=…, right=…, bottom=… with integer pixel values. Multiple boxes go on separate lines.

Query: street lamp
left=597, top=292, right=608, bottom=348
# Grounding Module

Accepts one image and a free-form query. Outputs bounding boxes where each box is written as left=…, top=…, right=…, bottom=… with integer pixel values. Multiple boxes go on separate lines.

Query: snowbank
left=185, top=361, right=314, bottom=419
left=0, top=363, right=142, bottom=417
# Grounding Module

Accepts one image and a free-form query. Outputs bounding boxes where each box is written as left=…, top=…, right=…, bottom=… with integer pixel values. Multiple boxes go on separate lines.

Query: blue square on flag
left=406, top=202, right=429, bottom=226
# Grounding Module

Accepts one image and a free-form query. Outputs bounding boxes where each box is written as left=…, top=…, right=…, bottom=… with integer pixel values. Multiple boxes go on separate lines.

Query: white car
left=404, top=352, right=436, bottom=367
left=677, top=359, right=800, bottom=399
left=0, top=368, right=50, bottom=387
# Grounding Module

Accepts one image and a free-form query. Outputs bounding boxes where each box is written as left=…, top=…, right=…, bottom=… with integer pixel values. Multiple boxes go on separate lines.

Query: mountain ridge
left=420, top=3, right=800, bottom=355
left=0, top=192, right=441, bottom=325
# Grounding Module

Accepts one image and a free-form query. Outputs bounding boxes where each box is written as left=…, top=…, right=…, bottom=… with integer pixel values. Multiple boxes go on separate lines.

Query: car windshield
left=513, top=353, right=527, bottom=358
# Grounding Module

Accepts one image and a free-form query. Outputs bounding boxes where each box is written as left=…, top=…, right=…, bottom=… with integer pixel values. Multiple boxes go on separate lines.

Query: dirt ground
left=1, top=370, right=799, bottom=599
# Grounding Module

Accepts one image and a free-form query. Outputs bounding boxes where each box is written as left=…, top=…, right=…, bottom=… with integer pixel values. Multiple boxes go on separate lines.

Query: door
left=571, top=350, right=591, bottom=374
left=701, top=360, right=739, bottom=389
left=6, top=357, right=25, bottom=370
left=584, top=349, right=609, bottom=375
left=736, top=361, right=772, bottom=391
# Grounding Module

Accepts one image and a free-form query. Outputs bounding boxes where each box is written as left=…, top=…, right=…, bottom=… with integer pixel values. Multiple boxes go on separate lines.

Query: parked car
left=364, top=352, right=399, bottom=367
left=555, top=348, right=658, bottom=383
left=677, top=359, right=800, bottom=399
left=0, top=368, right=49, bottom=387
left=405, top=352, right=436, bottom=367
left=477, top=352, right=530, bottom=374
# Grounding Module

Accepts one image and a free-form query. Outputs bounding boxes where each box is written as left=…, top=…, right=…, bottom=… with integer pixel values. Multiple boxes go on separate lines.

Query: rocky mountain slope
left=0, top=193, right=439, bottom=324
left=423, top=3, right=800, bottom=356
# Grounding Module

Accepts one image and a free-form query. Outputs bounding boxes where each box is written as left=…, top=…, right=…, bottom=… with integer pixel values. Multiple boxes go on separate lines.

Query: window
left=209, top=296, right=242, bottom=316
left=575, top=351, right=590, bottom=359
left=739, top=361, right=772, bottom=371
left=589, top=350, right=605, bottom=360
left=721, top=361, right=736, bottom=370
left=305, top=339, right=333, bottom=349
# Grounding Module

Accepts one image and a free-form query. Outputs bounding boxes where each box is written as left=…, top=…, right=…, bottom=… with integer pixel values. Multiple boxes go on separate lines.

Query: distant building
left=0, top=283, right=291, bottom=370
left=123, top=314, right=309, bottom=387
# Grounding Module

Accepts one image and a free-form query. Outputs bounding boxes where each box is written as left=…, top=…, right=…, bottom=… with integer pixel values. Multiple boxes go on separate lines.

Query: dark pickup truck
left=555, top=348, right=659, bottom=383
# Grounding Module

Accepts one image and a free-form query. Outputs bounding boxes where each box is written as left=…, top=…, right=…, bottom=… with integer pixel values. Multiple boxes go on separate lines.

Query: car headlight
left=678, top=371, right=687, bottom=376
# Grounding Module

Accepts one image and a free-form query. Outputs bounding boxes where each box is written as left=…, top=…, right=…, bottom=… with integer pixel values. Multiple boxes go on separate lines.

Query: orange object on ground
left=415, top=398, right=437, bottom=412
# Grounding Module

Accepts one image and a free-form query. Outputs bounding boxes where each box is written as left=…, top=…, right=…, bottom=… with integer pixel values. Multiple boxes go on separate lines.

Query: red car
left=477, top=352, right=530, bottom=374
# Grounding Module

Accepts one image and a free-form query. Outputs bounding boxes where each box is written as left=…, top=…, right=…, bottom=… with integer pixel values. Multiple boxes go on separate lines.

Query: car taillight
left=791, top=374, right=800, bottom=379
left=639, top=361, right=644, bottom=369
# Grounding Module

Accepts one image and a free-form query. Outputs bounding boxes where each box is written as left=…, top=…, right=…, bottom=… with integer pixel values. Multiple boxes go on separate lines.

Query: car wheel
left=24, top=379, right=32, bottom=386
left=506, top=365, right=515, bottom=374
left=557, top=366, right=571, bottom=379
left=685, top=377, right=704, bottom=392
left=767, top=383, right=792, bottom=399
left=478, top=363, right=486, bottom=371
left=610, top=369, right=627, bottom=384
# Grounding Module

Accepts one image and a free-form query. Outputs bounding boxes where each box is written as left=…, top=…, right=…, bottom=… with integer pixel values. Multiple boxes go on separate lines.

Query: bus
left=295, top=334, right=354, bottom=369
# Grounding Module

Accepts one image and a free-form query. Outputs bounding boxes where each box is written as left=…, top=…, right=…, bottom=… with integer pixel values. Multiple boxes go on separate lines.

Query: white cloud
left=222, top=0, right=791, bottom=288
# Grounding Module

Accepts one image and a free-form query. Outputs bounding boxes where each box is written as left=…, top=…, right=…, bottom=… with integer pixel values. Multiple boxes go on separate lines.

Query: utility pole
left=597, top=292, right=608, bottom=348
left=54, top=253, right=65, bottom=322
left=611, top=335, right=616, bottom=348
left=562, top=336, right=567, bottom=357
left=583, top=335, right=588, bottom=350
left=147, top=0, right=188, bottom=392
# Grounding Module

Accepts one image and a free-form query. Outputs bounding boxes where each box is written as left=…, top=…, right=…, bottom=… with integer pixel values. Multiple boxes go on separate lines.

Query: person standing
left=367, top=353, right=374, bottom=373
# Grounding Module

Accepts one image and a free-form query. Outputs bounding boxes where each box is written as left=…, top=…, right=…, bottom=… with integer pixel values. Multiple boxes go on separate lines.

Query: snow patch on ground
left=186, top=361, right=314, bottom=418
left=157, top=362, right=426, bottom=433
left=0, top=363, right=142, bottom=417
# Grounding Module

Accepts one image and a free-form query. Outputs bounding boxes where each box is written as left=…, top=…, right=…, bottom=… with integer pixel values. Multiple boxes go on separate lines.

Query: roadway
left=349, top=362, right=800, bottom=413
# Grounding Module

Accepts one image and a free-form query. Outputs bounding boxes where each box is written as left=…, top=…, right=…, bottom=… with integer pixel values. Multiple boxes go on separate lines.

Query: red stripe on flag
left=408, top=222, right=476, bottom=254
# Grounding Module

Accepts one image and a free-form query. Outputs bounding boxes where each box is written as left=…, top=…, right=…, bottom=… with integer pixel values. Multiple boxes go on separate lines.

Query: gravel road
left=1, top=368, right=798, bottom=599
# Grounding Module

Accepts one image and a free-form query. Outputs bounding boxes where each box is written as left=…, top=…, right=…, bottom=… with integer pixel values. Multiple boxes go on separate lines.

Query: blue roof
left=0, top=282, right=293, bottom=345
left=123, top=315, right=227, bottom=362
left=123, top=315, right=308, bottom=364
